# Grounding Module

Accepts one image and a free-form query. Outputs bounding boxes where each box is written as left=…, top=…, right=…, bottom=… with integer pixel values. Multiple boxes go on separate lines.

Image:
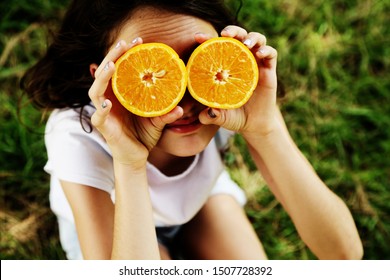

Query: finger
left=221, top=25, right=248, bottom=41
left=90, top=98, right=112, bottom=129
left=89, top=38, right=143, bottom=107
left=199, top=108, right=225, bottom=126
left=88, top=61, right=115, bottom=108
left=89, top=37, right=143, bottom=107
left=94, top=37, right=142, bottom=78
left=200, top=107, right=246, bottom=132
left=256, top=45, right=278, bottom=69
left=194, top=32, right=214, bottom=44
left=243, top=32, right=267, bottom=49
left=94, top=40, right=127, bottom=78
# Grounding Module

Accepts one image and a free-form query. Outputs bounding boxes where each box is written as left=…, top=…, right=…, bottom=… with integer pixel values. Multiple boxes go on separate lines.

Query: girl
left=22, top=0, right=363, bottom=260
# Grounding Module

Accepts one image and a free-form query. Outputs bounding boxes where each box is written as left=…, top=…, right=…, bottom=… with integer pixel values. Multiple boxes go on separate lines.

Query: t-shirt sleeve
left=44, top=114, right=114, bottom=194
left=210, top=169, right=247, bottom=206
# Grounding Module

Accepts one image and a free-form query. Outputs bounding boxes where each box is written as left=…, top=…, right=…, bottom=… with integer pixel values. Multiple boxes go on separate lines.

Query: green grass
left=1, top=0, right=389, bottom=259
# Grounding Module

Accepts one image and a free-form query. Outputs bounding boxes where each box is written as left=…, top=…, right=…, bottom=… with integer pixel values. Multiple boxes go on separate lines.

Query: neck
left=148, top=148, right=196, bottom=177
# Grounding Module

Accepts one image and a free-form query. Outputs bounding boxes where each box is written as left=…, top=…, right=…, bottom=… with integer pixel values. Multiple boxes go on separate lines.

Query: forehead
left=113, top=6, right=218, bottom=55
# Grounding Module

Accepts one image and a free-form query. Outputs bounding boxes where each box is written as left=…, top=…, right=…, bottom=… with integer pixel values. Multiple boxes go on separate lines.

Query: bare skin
left=62, top=6, right=363, bottom=259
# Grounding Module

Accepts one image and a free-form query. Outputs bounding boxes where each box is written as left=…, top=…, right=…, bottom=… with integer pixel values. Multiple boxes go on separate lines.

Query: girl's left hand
left=197, top=26, right=279, bottom=138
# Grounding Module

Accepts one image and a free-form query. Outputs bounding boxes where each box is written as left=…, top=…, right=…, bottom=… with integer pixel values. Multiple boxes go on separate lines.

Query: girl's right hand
left=88, top=38, right=183, bottom=169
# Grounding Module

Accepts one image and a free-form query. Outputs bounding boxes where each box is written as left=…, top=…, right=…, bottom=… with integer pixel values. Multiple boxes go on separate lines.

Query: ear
left=89, top=63, right=98, bottom=78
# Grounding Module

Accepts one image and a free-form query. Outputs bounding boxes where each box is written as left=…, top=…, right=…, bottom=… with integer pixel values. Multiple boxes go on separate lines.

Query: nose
left=178, top=91, right=206, bottom=116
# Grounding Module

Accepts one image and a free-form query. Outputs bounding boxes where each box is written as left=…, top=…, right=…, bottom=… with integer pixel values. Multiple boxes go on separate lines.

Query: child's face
left=112, top=7, right=220, bottom=157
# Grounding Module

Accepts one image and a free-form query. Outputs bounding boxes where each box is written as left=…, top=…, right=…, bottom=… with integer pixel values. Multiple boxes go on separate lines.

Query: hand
left=197, top=26, right=279, bottom=137
left=88, top=38, right=183, bottom=168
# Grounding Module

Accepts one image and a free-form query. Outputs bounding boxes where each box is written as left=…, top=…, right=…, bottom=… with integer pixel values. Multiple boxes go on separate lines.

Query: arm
left=86, top=39, right=182, bottom=259
left=111, top=162, right=160, bottom=259
left=244, top=107, right=363, bottom=259
left=61, top=168, right=160, bottom=260
left=61, top=181, right=115, bottom=259
left=199, top=26, right=363, bottom=259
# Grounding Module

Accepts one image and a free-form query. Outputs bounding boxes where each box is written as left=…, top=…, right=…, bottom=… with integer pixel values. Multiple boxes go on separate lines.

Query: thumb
left=150, top=106, right=184, bottom=130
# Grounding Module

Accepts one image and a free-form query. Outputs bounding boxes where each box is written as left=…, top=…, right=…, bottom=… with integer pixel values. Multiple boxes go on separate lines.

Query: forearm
left=244, top=123, right=363, bottom=259
left=111, top=160, right=160, bottom=259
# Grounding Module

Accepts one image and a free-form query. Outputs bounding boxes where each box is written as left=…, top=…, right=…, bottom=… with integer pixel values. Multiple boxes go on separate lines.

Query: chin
left=160, top=137, right=211, bottom=157
left=168, top=144, right=208, bottom=157
left=156, top=126, right=218, bottom=157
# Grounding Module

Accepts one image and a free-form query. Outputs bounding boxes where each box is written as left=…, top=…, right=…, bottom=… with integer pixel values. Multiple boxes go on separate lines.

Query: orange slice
left=186, top=37, right=259, bottom=109
left=112, top=43, right=187, bottom=117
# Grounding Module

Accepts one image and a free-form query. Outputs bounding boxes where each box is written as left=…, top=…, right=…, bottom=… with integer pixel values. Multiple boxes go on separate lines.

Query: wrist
left=113, top=158, right=147, bottom=175
left=243, top=123, right=295, bottom=161
left=110, top=144, right=149, bottom=173
left=242, top=118, right=283, bottom=145
left=113, top=159, right=149, bottom=193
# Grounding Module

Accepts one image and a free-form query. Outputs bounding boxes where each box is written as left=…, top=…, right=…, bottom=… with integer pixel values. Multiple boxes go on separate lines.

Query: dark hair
left=21, top=0, right=240, bottom=112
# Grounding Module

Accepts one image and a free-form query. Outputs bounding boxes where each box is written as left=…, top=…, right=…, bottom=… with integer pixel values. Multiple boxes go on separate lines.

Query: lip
left=165, top=116, right=203, bottom=134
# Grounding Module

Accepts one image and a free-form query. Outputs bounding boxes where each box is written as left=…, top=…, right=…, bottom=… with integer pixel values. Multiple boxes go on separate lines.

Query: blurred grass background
left=1, top=0, right=389, bottom=259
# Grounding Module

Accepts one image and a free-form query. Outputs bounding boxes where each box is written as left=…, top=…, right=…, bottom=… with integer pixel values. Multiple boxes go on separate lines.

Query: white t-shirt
left=44, top=106, right=246, bottom=227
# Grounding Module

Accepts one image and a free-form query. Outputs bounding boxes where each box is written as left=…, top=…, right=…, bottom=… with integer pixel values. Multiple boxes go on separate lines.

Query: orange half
left=112, top=43, right=187, bottom=117
left=186, top=37, right=259, bottom=109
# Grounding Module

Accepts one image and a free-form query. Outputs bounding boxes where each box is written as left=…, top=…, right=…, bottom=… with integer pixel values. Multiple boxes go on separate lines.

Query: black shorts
left=156, top=225, right=183, bottom=259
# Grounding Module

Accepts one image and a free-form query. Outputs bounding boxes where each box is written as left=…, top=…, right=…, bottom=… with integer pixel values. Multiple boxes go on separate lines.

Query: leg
left=180, top=194, right=267, bottom=259
left=159, top=244, right=171, bottom=260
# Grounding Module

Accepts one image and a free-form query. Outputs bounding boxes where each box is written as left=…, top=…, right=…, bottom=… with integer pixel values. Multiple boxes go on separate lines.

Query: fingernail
left=115, top=41, right=122, bottom=49
left=102, top=100, right=107, bottom=109
left=131, top=37, right=139, bottom=44
left=104, top=62, right=110, bottom=71
left=243, top=39, right=252, bottom=46
left=208, top=108, right=216, bottom=118
left=258, top=48, right=265, bottom=54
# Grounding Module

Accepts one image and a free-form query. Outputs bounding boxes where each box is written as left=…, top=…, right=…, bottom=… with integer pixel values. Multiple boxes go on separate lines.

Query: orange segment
left=186, top=37, right=259, bottom=109
left=112, top=43, right=187, bottom=117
